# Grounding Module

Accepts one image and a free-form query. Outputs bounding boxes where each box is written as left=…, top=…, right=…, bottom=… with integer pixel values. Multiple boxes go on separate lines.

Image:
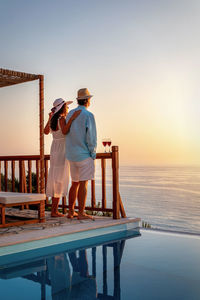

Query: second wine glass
left=107, top=138, right=112, bottom=152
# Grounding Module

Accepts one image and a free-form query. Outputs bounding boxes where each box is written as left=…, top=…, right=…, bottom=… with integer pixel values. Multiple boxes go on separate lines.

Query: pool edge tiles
left=0, top=226, right=140, bottom=268
left=0, top=218, right=140, bottom=263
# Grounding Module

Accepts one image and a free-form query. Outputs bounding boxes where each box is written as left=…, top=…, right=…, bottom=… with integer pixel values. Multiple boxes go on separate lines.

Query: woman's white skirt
left=46, top=138, right=69, bottom=198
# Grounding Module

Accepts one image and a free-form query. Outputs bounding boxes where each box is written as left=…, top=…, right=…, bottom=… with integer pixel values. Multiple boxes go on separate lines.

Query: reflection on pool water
left=0, top=229, right=200, bottom=300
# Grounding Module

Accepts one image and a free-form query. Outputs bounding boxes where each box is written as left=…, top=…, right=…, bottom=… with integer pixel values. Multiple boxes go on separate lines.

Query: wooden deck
left=0, top=209, right=140, bottom=249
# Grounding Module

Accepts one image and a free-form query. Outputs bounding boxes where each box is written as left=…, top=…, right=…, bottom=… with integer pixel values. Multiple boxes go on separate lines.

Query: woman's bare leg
left=51, top=197, right=65, bottom=217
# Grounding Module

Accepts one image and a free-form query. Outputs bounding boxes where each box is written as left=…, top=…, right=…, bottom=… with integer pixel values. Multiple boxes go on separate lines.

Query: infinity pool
left=0, top=229, right=200, bottom=300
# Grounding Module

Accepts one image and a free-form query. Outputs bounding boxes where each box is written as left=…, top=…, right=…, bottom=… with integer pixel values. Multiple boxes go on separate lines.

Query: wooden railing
left=0, top=146, right=126, bottom=219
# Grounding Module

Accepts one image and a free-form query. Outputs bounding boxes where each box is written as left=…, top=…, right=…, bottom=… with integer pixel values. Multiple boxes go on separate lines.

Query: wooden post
left=36, top=160, right=40, bottom=193
left=101, top=159, right=106, bottom=209
left=39, top=200, right=45, bottom=223
left=28, top=160, right=32, bottom=193
left=91, top=180, right=96, bottom=208
left=44, top=159, right=48, bottom=189
left=11, top=161, right=15, bottom=192
left=119, top=193, right=127, bottom=218
left=45, top=159, right=49, bottom=206
left=0, top=161, right=1, bottom=191
left=39, top=75, right=45, bottom=194
left=19, top=160, right=23, bottom=192
left=22, top=161, right=29, bottom=208
left=112, top=146, right=120, bottom=219
left=22, top=161, right=27, bottom=193
left=4, top=161, right=8, bottom=192
left=19, top=160, right=24, bottom=209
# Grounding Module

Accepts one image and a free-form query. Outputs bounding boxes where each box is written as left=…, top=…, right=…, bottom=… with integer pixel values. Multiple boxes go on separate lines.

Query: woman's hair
left=50, top=104, right=65, bottom=131
left=77, top=99, right=89, bottom=106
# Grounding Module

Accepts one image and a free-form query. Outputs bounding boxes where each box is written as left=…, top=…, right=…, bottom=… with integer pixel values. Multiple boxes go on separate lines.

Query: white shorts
left=69, top=157, right=95, bottom=182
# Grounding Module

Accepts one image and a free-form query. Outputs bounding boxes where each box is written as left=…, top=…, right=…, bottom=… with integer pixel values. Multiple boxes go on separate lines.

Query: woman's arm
left=59, top=110, right=81, bottom=135
left=44, top=112, right=53, bottom=135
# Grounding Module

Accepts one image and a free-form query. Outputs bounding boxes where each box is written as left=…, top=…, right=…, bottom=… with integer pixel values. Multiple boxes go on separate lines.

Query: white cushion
left=0, top=192, right=46, bottom=204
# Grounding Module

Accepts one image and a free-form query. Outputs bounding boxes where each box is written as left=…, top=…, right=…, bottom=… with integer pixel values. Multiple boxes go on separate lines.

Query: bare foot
left=67, top=210, right=78, bottom=219
left=51, top=212, right=65, bottom=217
left=77, top=213, right=95, bottom=221
left=73, top=211, right=78, bottom=217
left=67, top=213, right=74, bottom=219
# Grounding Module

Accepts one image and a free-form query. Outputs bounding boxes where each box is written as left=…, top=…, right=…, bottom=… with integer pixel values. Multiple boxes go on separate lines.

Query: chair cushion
left=0, top=192, right=46, bottom=204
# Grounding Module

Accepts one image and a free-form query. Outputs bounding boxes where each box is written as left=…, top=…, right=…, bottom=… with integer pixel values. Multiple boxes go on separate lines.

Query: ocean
left=91, top=163, right=200, bottom=235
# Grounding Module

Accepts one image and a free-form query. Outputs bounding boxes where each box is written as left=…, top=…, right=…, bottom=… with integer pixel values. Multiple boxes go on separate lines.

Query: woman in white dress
left=44, top=98, right=81, bottom=217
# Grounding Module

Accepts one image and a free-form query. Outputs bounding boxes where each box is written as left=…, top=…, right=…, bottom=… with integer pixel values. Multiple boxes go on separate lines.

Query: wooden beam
left=119, top=193, right=126, bottom=218
left=39, top=75, right=45, bottom=193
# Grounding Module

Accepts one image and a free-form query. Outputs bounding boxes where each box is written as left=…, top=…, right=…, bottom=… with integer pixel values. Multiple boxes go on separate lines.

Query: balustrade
left=0, top=146, right=126, bottom=219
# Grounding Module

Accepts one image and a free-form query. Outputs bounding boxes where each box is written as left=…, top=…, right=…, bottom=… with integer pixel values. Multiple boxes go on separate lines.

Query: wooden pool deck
left=0, top=209, right=140, bottom=248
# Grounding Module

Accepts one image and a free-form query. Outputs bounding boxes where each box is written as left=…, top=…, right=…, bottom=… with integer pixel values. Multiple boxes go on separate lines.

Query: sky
left=0, top=0, right=200, bottom=165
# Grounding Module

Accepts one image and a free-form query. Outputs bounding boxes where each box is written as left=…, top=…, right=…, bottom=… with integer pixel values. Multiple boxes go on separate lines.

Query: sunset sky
left=0, top=0, right=200, bottom=165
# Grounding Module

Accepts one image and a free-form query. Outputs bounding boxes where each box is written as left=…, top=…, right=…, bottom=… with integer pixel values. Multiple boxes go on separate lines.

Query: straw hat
left=51, top=98, right=73, bottom=114
left=76, top=88, right=93, bottom=100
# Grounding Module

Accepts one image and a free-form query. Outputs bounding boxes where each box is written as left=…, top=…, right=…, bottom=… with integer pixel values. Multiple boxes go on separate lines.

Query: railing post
left=39, top=75, right=45, bottom=194
left=101, top=159, right=106, bottom=209
left=11, top=161, right=15, bottom=192
left=19, top=160, right=24, bottom=209
left=28, top=160, right=32, bottom=193
left=44, top=159, right=49, bottom=206
left=0, top=161, right=1, bottom=191
left=22, top=161, right=27, bottom=193
left=112, top=146, right=120, bottom=219
left=44, top=159, right=48, bottom=190
left=19, top=160, right=23, bottom=192
left=36, top=160, right=40, bottom=193
left=4, top=161, right=8, bottom=192
left=91, top=180, right=96, bottom=208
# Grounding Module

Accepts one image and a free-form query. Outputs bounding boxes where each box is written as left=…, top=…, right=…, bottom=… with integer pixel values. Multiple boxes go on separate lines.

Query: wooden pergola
left=0, top=68, right=45, bottom=193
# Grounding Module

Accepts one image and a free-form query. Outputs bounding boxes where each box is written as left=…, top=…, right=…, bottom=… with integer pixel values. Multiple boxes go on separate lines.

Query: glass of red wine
left=102, top=139, right=108, bottom=152
left=107, top=138, right=112, bottom=152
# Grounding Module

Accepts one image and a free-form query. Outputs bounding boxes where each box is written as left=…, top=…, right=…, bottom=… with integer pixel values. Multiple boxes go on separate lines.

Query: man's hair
left=77, top=99, right=89, bottom=106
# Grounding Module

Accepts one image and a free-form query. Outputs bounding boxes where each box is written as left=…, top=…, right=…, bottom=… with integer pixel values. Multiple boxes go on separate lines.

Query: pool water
left=0, top=229, right=200, bottom=300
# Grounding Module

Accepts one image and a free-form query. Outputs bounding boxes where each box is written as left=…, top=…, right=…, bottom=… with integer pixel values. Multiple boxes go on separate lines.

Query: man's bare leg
left=77, top=180, right=94, bottom=220
left=67, top=181, right=79, bottom=218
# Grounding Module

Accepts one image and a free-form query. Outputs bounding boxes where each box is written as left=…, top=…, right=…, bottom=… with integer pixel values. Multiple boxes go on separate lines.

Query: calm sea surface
left=91, top=163, right=200, bottom=235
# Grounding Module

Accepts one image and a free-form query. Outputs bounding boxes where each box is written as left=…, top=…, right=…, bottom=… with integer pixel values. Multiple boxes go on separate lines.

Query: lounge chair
left=0, top=192, right=46, bottom=227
